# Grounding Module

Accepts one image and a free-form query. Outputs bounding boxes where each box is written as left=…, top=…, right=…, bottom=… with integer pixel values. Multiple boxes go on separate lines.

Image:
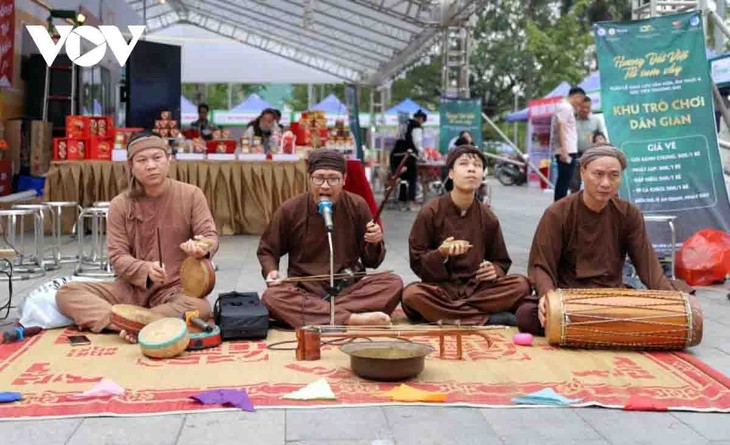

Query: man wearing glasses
left=257, top=150, right=403, bottom=328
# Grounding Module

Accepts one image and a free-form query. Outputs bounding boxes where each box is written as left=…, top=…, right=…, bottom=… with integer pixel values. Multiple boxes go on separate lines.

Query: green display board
left=595, top=11, right=730, bottom=247
left=439, top=98, right=483, bottom=153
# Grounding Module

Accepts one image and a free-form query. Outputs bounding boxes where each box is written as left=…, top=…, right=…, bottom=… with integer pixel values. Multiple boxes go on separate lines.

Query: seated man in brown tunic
left=516, top=145, right=691, bottom=335
left=257, top=149, right=403, bottom=328
left=402, top=145, right=531, bottom=324
left=56, top=133, right=218, bottom=341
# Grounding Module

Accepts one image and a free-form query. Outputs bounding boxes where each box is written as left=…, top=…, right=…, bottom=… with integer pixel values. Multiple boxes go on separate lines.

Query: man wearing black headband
left=257, top=149, right=403, bottom=327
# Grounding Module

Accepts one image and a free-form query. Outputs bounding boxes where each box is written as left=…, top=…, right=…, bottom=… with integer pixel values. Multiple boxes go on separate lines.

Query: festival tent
left=312, top=93, right=348, bottom=114
left=382, top=98, right=438, bottom=126
left=229, top=93, right=274, bottom=113
left=577, top=71, right=602, bottom=112
left=213, top=93, right=274, bottom=126
left=505, top=81, right=572, bottom=122
left=293, top=93, right=348, bottom=125
left=181, top=95, right=198, bottom=124
left=386, top=98, right=425, bottom=115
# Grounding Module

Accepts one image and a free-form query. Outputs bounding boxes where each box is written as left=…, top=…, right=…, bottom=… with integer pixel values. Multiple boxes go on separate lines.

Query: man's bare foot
left=118, top=330, right=137, bottom=344
left=347, top=312, right=391, bottom=326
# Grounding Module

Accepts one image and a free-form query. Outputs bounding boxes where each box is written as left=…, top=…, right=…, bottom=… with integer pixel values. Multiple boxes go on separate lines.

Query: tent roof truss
left=126, top=0, right=483, bottom=85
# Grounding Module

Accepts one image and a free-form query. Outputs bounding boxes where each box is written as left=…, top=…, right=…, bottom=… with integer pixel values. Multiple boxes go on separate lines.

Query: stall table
left=43, top=160, right=309, bottom=235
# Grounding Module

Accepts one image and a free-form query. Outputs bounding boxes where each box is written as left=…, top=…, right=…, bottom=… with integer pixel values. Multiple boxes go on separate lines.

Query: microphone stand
left=327, top=231, right=335, bottom=326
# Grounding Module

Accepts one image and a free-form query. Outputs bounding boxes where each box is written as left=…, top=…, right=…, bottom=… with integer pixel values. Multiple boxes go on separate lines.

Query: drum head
left=138, top=318, right=190, bottom=359
left=139, top=318, right=187, bottom=347
left=544, top=290, right=563, bottom=346
left=180, top=257, right=215, bottom=298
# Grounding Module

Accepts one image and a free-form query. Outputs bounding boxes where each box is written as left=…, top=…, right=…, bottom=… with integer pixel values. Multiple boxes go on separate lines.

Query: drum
left=110, top=304, right=162, bottom=336
left=187, top=324, right=222, bottom=351
left=180, top=257, right=216, bottom=298
left=138, top=318, right=190, bottom=359
left=545, top=288, right=703, bottom=350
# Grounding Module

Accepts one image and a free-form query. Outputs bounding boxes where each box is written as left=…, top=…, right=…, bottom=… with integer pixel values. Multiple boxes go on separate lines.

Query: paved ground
left=0, top=181, right=728, bottom=444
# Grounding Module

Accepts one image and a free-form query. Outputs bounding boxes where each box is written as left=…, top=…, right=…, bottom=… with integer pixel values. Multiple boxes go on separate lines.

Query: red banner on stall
left=0, top=0, right=14, bottom=88
left=527, top=97, right=562, bottom=120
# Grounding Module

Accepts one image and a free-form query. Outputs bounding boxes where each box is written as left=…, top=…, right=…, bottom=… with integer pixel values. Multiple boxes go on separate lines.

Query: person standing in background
left=390, top=109, right=427, bottom=212
left=550, top=87, right=585, bottom=201
left=570, top=96, right=608, bottom=192
left=190, top=103, right=217, bottom=141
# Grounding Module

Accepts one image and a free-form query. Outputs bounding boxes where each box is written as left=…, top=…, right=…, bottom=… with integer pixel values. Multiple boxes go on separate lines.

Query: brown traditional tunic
left=516, top=191, right=686, bottom=334
left=402, top=194, right=530, bottom=324
left=56, top=179, right=219, bottom=332
left=257, top=191, right=403, bottom=327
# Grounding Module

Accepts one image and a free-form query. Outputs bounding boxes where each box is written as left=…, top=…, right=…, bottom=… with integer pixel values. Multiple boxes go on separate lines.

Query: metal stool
left=74, top=206, right=114, bottom=278
left=93, top=201, right=111, bottom=208
left=643, top=214, right=677, bottom=280
left=0, top=208, right=46, bottom=280
left=43, top=201, right=82, bottom=264
left=11, top=203, right=60, bottom=271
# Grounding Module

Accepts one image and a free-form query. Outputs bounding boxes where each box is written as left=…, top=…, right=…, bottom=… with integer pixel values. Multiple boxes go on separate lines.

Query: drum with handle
left=180, top=238, right=216, bottom=299
left=545, top=288, right=703, bottom=350
left=110, top=304, right=162, bottom=336
left=138, top=318, right=190, bottom=359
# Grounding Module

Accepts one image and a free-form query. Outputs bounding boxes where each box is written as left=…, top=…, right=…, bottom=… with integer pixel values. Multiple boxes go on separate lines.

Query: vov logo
left=26, top=25, right=146, bottom=67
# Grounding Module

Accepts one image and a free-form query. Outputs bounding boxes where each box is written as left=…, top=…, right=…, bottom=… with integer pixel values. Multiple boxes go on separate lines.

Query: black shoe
left=486, top=312, right=517, bottom=326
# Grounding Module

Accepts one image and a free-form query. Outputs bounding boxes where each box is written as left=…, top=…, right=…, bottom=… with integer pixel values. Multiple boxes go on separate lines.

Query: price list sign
left=596, top=12, right=730, bottom=245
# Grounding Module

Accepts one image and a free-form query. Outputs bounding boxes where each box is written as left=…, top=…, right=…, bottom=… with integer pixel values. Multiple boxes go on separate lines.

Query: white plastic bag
left=18, top=277, right=75, bottom=329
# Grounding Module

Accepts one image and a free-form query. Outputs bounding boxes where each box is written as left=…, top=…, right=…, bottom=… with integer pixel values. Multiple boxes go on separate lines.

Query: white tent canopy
left=146, top=25, right=343, bottom=84
left=127, top=0, right=484, bottom=85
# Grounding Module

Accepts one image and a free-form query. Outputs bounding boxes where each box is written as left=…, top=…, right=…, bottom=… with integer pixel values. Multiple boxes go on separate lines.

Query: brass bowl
left=340, top=341, right=434, bottom=381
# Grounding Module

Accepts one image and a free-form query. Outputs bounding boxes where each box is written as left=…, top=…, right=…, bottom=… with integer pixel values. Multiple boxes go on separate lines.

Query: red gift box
left=89, top=137, right=113, bottom=160
left=67, top=139, right=87, bottom=160
left=66, top=116, right=91, bottom=139
left=90, top=117, right=114, bottom=138
left=206, top=140, right=236, bottom=154
left=53, top=137, right=69, bottom=160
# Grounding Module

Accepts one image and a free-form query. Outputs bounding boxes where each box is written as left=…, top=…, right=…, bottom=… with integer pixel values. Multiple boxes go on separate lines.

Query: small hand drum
left=179, top=238, right=216, bottom=299
left=110, top=304, right=162, bottom=336
left=138, top=318, right=190, bottom=359
left=180, top=257, right=216, bottom=298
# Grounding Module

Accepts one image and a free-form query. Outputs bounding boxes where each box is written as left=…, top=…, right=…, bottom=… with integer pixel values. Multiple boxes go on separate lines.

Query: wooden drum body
left=545, top=288, right=703, bottom=350
left=180, top=257, right=216, bottom=299
left=138, top=318, right=190, bottom=359
left=110, top=304, right=162, bottom=336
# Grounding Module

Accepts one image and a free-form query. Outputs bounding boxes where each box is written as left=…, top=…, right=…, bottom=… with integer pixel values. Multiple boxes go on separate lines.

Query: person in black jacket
left=390, top=109, right=427, bottom=211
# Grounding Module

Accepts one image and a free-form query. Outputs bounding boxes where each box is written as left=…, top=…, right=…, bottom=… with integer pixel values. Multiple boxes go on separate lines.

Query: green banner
left=596, top=11, right=730, bottom=248
left=439, top=98, right=483, bottom=153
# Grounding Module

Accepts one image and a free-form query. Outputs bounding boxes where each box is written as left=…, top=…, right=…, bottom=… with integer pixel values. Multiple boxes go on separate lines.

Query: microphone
left=317, top=198, right=334, bottom=232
